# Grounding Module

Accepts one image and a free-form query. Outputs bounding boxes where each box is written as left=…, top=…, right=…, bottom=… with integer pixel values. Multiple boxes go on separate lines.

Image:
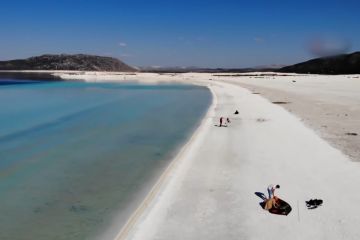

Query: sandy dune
left=56, top=72, right=360, bottom=240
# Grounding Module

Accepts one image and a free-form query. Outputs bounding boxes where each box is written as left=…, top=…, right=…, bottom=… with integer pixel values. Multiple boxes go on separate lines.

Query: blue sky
left=0, top=0, right=359, bottom=68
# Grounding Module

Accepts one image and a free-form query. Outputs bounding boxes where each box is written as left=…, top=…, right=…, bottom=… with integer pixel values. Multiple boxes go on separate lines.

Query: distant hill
left=279, top=52, right=360, bottom=74
left=0, top=54, right=137, bottom=72
left=140, top=66, right=284, bottom=73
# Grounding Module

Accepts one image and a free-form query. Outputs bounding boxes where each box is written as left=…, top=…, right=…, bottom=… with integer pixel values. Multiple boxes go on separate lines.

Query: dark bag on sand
left=306, top=199, right=323, bottom=209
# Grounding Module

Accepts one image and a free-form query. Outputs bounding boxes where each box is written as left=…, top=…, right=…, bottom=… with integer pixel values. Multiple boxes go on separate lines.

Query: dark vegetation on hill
left=278, top=52, right=360, bottom=74
left=0, top=54, right=136, bottom=72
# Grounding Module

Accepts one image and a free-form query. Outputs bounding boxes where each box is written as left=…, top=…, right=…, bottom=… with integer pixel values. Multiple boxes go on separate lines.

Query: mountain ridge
left=0, top=54, right=136, bottom=72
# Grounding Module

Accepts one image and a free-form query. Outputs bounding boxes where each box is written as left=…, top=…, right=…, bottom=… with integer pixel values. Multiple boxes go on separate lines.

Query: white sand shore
left=56, top=72, right=360, bottom=239
left=214, top=73, right=360, bottom=161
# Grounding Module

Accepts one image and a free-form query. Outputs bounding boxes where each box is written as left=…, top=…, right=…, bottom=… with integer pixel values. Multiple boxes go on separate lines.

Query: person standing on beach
left=264, top=184, right=280, bottom=210
left=219, top=117, right=224, bottom=127
left=267, top=184, right=280, bottom=199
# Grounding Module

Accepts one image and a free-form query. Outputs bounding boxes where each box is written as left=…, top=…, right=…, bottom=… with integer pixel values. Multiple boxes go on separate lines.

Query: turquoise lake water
left=0, top=80, right=211, bottom=240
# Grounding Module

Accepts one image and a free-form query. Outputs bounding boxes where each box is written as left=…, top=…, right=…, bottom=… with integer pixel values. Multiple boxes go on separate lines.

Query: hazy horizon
left=1, top=0, right=359, bottom=68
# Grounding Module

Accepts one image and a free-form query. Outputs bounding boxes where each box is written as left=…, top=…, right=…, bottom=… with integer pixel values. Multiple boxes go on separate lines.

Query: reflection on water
left=0, top=72, right=61, bottom=81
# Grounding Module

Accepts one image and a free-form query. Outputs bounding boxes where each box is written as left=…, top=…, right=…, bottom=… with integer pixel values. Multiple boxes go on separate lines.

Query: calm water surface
left=0, top=80, right=211, bottom=240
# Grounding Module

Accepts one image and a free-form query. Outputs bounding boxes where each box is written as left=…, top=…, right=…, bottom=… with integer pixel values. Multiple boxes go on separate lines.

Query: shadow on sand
left=254, top=192, right=267, bottom=201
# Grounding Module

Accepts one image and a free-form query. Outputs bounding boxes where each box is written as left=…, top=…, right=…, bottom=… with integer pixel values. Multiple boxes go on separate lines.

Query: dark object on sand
left=272, top=101, right=290, bottom=104
left=255, top=192, right=267, bottom=200
left=234, top=110, right=239, bottom=114
left=260, top=198, right=292, bottom=216
left=306, top=199, right=323, bottom=209
left=256, top=118, right=267, bottom=122
left=345, top=132, right=358, bottom=136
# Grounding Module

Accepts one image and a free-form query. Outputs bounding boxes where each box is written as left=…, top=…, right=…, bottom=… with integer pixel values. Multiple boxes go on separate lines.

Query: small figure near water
left=218, top=117, right=231, bottom=127
left=219, top=117, right=224, bottom=127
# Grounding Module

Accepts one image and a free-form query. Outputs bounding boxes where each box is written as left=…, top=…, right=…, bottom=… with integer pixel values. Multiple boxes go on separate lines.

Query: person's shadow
left=255, top=192, right=267, bottom=200
left=255, top=192, right=267, bottom=209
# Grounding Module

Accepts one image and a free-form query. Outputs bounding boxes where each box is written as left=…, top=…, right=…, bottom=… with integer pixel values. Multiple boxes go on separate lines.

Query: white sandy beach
left=55, top=71, right=360, bottom=240
left=215, top=73, right=360, bottom=161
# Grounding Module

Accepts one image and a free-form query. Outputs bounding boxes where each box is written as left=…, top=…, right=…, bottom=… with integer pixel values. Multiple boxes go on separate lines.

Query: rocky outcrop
left=0, top=54, right=137, bottom=72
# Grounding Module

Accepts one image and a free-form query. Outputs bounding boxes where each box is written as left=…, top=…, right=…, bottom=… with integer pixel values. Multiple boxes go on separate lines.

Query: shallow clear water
left=0, top=80, right=211, bottom=240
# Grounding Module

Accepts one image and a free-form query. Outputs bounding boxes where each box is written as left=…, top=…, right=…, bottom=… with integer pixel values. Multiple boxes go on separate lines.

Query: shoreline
left=117, top=78, right=360, bottom=240
left=55, top=71, right=360, bottom=162
left=112, top=86, right=217, bottom=240
left=0, top=78, right=212, bottom=240
left=95, top=81, right=216, bottom=240
left=53, top=72, right=219, bottom=240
